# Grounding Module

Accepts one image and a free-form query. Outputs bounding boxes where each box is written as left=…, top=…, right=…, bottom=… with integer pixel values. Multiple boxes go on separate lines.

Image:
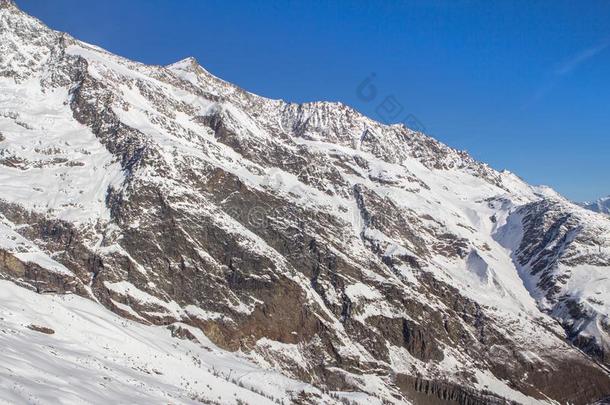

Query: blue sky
left=19, top=0, right=610, bottom=201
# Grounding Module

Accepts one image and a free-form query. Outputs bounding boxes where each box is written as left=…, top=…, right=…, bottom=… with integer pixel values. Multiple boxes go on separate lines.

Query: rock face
left=0, top=4, right=609, bottom=404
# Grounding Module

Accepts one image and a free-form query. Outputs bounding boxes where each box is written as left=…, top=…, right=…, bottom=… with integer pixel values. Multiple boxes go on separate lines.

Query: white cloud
left=555, top=41, right=610, bottom=76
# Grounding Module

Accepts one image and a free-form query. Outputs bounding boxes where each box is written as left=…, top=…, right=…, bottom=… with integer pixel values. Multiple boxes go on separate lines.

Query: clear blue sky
left=18, top=0, right=610, bottom=201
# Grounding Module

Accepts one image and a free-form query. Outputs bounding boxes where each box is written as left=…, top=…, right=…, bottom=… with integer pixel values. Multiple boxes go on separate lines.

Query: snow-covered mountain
left=0, top=1, right=609, bottom=404
left=580, top=196, right=610, bottom=215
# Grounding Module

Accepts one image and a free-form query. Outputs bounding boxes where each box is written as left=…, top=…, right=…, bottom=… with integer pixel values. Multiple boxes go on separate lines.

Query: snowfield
left=0, top=280, right=353, bottom=405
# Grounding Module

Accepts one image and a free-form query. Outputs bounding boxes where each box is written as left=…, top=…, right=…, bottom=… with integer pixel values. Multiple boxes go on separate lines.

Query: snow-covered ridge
left=1, top=2, right=609, bottom=404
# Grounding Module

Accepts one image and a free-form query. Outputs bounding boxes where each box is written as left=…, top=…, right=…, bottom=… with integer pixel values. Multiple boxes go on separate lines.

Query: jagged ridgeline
left=0, top=1, right=609, bottom=404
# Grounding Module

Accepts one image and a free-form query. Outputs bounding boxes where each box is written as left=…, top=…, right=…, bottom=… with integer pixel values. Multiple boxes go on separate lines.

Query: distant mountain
left=580, top=196, right=610, bottom=215
left=1, top=1, right=609, bottom=404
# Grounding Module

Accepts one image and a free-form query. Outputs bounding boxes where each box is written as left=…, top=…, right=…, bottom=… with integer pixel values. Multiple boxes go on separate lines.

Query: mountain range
left=0, top=1, right=609, bottom=404
left=580, top=197, right=610, bottom=216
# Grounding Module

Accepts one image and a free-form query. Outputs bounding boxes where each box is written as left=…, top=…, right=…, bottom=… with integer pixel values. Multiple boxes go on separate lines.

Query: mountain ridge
left=0, top=4, right=609, bottom=404
left=580, top=196, right=610, bottom=215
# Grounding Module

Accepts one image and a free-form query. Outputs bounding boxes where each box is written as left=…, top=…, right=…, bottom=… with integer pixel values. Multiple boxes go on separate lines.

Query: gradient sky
left=18, top=0, right=610, bottom=201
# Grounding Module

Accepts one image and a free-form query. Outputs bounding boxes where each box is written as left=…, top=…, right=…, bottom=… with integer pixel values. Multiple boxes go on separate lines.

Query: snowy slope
left=0, top=1, right=609, bottom=404
left=0, top=280, right=357, bottom=405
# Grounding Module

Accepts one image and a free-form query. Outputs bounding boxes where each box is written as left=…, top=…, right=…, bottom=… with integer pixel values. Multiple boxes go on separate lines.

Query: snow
left=0, top=80, right=124, bottom=226
left=554, top=262, right=610, bottom=346
left=184, top=305, right=224, bottom=321
left=473, top=370, right=547, bottom=405
left=255, top=338, right=309, bottom=369
left=104, top=281, right=184, bottom=317
left=344, top=282, right=383, bottom=301
left=0, top=280, right=347, bottom=405
left=0, top=215, right=73, bottom=275
left=580, top=196, right=610, bottom=215
left=1, top=3, right=609, bottom=403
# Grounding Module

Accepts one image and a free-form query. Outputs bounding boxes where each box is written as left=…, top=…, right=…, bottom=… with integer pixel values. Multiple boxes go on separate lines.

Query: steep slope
left=0, top=2, right=609, bottom=404
left=496, top=198, right=610, bottom=364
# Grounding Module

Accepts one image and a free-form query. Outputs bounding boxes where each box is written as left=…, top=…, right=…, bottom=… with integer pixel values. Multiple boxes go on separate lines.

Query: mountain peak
left=167, top=56, right=200, bottom=71
left=166, top=56, right=225, bottom=88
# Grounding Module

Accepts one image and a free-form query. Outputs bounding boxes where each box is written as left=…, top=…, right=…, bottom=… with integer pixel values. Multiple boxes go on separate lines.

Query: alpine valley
left=0, top=1, right=609, bottom=404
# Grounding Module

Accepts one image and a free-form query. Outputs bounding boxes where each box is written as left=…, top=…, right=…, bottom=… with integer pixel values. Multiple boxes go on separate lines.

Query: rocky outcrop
left=396, top=375, right=513, bottom=405
left=0, top=249, right=83, bottom=294
left=0, top=4, right=609, bottom=404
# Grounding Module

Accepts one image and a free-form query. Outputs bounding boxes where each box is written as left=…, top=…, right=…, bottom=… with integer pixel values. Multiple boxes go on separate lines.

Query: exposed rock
left=0, top=4, right=609, bottom=404
left=27, top=324, right=55, bottom=334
